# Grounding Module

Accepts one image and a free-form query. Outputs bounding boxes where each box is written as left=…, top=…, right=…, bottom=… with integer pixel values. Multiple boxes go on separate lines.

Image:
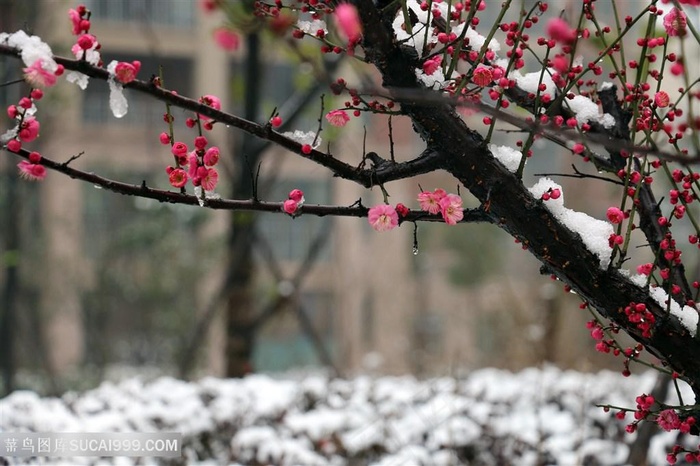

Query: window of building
left=230, top=60, right=321, bottom=129
left=82, top=53, right=192, bottom=126
left=85, top=0, right=194, bottom=27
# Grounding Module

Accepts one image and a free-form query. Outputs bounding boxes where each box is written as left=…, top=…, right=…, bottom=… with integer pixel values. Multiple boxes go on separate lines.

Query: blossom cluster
left=417, top=189, right=464, bottom=225
left=282, top=189, right=305, bottom=216
left=154, top=90, right=226, bottom=197
left=367, top=189, right=464, bottom=232
left=161, top=134, right=220, bottom=193
left=2, top=31, right=65, bottom=180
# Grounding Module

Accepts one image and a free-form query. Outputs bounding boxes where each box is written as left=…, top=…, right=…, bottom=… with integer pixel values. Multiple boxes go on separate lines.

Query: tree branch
left=0, top=44, right=451, bottom=188
left=4, top=147, right=491, bottom=224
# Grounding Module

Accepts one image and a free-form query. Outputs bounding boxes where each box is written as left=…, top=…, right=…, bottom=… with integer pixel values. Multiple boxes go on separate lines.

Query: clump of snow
left=529, top=178, right=613, bottom=269
left=648, top=286, right=699, bottom=337
left=489, top=144, right=523, bottom=173
left=599, top=81, right=614, bottom=91
left=448, top=22, right=501, bottom=53
left=0, top=367, right=683, bottom=465
left=457, top=23, right=501, bottom=53
left=566, top=94, right=615, bottom=129
left=1, top=127, right=18, bottom=144
left=0, top=31, right=57, bottom=72
left=282, top=130, right=322, bottom=149
left=296, top=19, right=328, bottom=36
left=415, top=67, right=446, bottom=90
left=65, top=39, right=101, bottom=90
left=622, top=273, right=698, bottom=337
left=66, top=72, right=89, bottom=90
left=392, top=1, right=498, bottom=57
left=392, top=17, right=434, bottom=54
left=509, top=68, right=558, bottom=99
left=105, top=61, right=129, bottom=118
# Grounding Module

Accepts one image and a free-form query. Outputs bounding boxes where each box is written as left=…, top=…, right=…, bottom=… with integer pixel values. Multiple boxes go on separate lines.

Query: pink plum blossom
left=114, top=61, right=141, bottom=84
left=23, top=60, right=57, bottom=88
left=214, top=28, right=240, bottom=51
left=439, top=194, right=464, bottom=225
left=171, top=142, right=188, bottom=156
left=19, top=118, right=40, bottom=142
left=546, top=17, right=576, bottom=43
left=77, top=34, right=95, bottom=50
left=472, top=66, right=494, bottom=87
left=283, top=199, right=299, bottom=214
left=670, top=62, right=684, bottom=76
left=194, top=136, right=208, bottom=150
left=289, top=189, right=304, bottom=203
left=368, top=204, right=399, bottom=232
left=6, top=139, right=21, bottom=152
left=188, top=153, right=199, bottom=178
left=657, top=409, right=681, bottom=431
left=200, top=167, right=219, bottom=191
left=654, top=91, right=670, bottom=108
left=168, top=168, right=188, bottom=188
left=204, top=147, right=220, bottom=166
left=199, top=94, right=221, bottom=121
left=17, top=160, right=46, bottom=181
left=422, top=56, right=442, bottom=76
left=326, top=110, right=350, bottom=127
left=68, top=8, right=82, bottom=35
left=418, top=188, right=447, bottom=215
left=334, top=4, right=362, bottom=43
left=395, top=203, right=409, bottom=217
left=606, top=207, right=625, bottom=224
left=664, top=8, right=687, bottom=37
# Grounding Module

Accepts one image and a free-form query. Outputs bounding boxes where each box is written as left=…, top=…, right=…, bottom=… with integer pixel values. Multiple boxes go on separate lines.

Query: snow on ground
left=0, top=366, right=687, bottom=465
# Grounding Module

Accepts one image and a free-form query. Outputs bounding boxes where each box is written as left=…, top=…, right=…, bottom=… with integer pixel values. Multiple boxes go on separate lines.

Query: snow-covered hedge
left=0, top=367, right=687, bottom=465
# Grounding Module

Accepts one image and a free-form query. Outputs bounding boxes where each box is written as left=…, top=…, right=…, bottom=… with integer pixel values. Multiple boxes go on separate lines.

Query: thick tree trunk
left=0, top=0, right=19, bottom=396
left=225, top=33, right=261, bottom=378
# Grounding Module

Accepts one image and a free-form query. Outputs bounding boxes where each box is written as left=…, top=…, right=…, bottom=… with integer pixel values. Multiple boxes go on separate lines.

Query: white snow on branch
left=626, top=273, right=698, bottom=337
left=529, top=178, right=613, bottom=269
left=392, top=17, right=434, bottom=53
left=489, top=144, right=524, bottom=173
left=649, top=285, right=699, bottom=337
left=0, top=30, right=57, bottom=72
left=65, top=41, right=101, bottom=90
left=415, top=67, right=446, bottom=89
left=296, top=19, right=328, bottom=36
left=282, top=130, right=321, bottom=149
left=565, top=95, right=615, bottom=129
left=1, top=127, right=18, bottom=144
left=65, top=72, right=89, bottom=90
left=392, top=0, right=500, bottom=56
left=453, top=22, right=501, bottom=53
left=106, top=61, right=128, bottom=118
left=505, top=66, right=558, bottom=99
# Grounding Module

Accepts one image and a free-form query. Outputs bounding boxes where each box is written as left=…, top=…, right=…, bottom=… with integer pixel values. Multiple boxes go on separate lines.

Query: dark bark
left=0, top=0, right=19, bottom=396
left=225, top=33, right=262, bottom=378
